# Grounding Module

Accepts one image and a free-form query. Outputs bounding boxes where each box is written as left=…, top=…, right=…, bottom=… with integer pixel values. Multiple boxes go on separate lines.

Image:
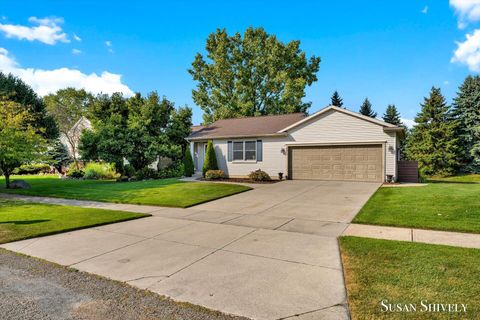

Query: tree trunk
left=5, top=173, right=10, bottom=189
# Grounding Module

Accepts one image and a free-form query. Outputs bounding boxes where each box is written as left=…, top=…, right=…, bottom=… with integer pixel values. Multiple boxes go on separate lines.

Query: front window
left=233, top=141, right=244, bottom=161
left=232, top=141, right=256, bottom=161
left=244, top=141, right=256, bottom=160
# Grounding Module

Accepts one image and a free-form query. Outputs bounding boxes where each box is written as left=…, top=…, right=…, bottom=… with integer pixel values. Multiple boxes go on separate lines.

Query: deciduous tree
left=0, top=72, right=58, bottom=139
left=0, top=99, right=46, bottom=188
left=190, top=27, right=321, bottom=123
left=44, top=88, right=93, bottom=165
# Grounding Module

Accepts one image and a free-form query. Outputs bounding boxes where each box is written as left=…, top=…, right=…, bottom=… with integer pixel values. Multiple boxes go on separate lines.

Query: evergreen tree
left=46, top=140, right=72, bottom=173
left=202, top=140, right=218, bottom=177
left=406, top=87, right=460, bottom=176
left=330, top=90, right=343, bottom=108
left=359, top=98, right=377, bottom=118
left=451, top=75, right=480, bottom=169
left=183, top=147, right=195, bottom=177
left=382, top=104, right=403, bottom=126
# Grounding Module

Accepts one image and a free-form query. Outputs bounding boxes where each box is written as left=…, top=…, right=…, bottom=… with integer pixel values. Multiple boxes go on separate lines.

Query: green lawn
left=340, top=236, right=480, bottom=319
left=0, top=199, right=148, bottom=244
left=353, top=174, right=480, bottom=233
left=0, top=175, right=251, bottom=208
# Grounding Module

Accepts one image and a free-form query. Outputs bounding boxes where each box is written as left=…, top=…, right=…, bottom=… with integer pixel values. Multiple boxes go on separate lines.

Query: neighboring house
left=186, top=105, right=404, bottom=182
left=59, top=116, right=92, bottom=159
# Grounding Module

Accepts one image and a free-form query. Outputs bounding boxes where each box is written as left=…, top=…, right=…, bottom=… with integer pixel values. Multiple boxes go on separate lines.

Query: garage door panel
left=290, top=145, right=383, bottom=182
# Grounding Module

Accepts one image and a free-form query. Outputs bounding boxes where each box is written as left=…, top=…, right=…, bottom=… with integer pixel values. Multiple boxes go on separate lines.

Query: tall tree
left=406, top=87, right=459, bottom=176
left=80, top=92, right=191, bottom=172
left=44, top=88, right=94, bottom=165
left=330, top=90, right=343, bottom=108
left=0, top=72, right=58, bottom=139
left=0, top=99, right=46, bottom=188
left=189, top=27, right=321, bottom=124
left=359, top=98, right=377, bottom=118
left=382, top=104, right=403, bottom=126
left=451, top=75, right=480, bottom=169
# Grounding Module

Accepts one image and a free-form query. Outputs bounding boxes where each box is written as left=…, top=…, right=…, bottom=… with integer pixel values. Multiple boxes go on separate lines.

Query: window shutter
left=257, top=140, right=263, bottom=161
left=227, top=141, right=233, bottom=162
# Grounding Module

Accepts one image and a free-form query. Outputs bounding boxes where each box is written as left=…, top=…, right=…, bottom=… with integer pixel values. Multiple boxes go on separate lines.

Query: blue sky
left=1, top=1, right=479, bottom=125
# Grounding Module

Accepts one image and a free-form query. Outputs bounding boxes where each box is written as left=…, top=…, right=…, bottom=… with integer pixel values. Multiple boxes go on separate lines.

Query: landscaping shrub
left=183, top=148, right=194, bottom=177
left=13, top=163, right=51, bottom=175
left=123, top=164, right=136, bottom=178
left=157, top=162, right=184, bottom=179
left=202, top=140, right=218, bottom=177
left=205, top=170, right=226, bottom=180
left=248, top=169, right=271, bottom=181
left=67, top=168, right=84, bottom=179
left=136, top=167, right=157, bottom=180
left=83, top=162, right=120, bottom=180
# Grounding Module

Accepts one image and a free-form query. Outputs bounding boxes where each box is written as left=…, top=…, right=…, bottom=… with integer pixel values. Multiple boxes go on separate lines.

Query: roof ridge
left=213, top=113, right=305, bottom=122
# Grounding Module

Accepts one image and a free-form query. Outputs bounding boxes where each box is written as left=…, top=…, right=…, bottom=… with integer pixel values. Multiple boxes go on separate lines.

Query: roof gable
left=279, top=105, right=399, bottom=133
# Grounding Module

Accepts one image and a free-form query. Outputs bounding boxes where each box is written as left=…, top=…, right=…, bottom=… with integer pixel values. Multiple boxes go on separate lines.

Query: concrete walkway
left=343, top=224, right=480, bottom=249
left=2, top=180, right=381, bottom=320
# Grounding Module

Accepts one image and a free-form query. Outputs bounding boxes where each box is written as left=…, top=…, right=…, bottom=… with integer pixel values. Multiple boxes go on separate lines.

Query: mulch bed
left=199, top=178, right=281, bottom=184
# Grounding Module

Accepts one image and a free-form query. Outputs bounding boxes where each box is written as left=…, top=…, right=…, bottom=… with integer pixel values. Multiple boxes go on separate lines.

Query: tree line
left=1, top=26, right=479, bottom=186
left=0, top=73, right=192, bottom=187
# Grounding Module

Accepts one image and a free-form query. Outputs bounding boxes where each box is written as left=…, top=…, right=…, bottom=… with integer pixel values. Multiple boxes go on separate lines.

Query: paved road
left=1, top=180, right=380, bottom=320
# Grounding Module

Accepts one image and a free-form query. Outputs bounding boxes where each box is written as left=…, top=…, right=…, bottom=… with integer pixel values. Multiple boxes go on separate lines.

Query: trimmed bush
left=123, top=164, right=136, bottom=178
left=83, top=162, right=120, bottom=180
left=202, top=140, right=218, bottom=177
left=248, top=169, right=271, bottom=181
left=157, top=163, right=184, bottom=179
left=67, top=168, right=84, bottom=179
left=136, top=167, right=157, bottom=180
left=183, top=148, right=194, bottom=177
left=205, top=170, right=226, bottom=180
left=13, top=163, right=51, bottom=175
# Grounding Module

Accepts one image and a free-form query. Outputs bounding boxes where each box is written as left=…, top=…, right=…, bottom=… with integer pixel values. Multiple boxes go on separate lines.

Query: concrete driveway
left=1, top=180, right=380, bottom=320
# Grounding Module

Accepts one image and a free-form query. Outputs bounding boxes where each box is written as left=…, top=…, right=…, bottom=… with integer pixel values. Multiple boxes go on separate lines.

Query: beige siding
left=214, top=136, right=292, bottom=179
left=288, top=110, right=397, bottom=178
left=204, top=109, right=398, bottom=181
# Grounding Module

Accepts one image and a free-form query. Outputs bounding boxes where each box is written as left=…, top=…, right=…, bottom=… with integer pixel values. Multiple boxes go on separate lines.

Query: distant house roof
left=187, top=113, right=306, bottom=140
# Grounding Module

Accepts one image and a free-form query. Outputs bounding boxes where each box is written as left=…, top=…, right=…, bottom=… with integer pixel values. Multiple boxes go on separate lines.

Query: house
left=60, top=116, right=92, bottom=159
left=186, top=105, right=404, bottom=182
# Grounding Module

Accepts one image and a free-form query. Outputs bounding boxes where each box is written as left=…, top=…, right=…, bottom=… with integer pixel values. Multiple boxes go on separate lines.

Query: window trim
left=229, top=140, right=258, bottom=162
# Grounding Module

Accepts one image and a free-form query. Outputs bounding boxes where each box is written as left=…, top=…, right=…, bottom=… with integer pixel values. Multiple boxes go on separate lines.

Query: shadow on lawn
left=0, top=219, right=50, bottom=225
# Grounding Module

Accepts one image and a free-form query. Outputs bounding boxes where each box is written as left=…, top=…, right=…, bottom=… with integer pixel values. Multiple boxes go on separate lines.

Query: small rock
left=9, top=180, right=31, bottom=189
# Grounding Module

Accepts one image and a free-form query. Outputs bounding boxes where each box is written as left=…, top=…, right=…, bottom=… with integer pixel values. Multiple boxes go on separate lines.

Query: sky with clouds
left=0, top=1, right=479, bottom=125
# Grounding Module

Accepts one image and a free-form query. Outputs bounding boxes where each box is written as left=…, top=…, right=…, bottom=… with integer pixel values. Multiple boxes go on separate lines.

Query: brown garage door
left=289, top=145, right=383, bottom=182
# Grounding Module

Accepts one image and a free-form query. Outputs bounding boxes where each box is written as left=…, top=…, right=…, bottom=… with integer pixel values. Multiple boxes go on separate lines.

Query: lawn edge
left=0, top=213, right=150, bottom=245
left=351, top=220, right=480, bottom=236
left=0, top=182, right=252, bottom=208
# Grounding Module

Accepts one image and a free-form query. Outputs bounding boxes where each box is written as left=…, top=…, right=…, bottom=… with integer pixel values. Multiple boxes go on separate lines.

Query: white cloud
left=444, top=80, right=450, bottom=85
left=451, top=29, right=480, bottom=71
left=0, top=47, right=133, bottom=96
left=73, top=33, right=81, bottom=41
left=105, top=40, right=112, bottom=46
left=450, top=0, right=480, bottom=29
left=0, top=16, right=69, bottom=45
left=401, top=118, right=416, bottom=129
left=72, top=48, right=82, bottom=55
left=421, top=6, right=428, bottom=14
